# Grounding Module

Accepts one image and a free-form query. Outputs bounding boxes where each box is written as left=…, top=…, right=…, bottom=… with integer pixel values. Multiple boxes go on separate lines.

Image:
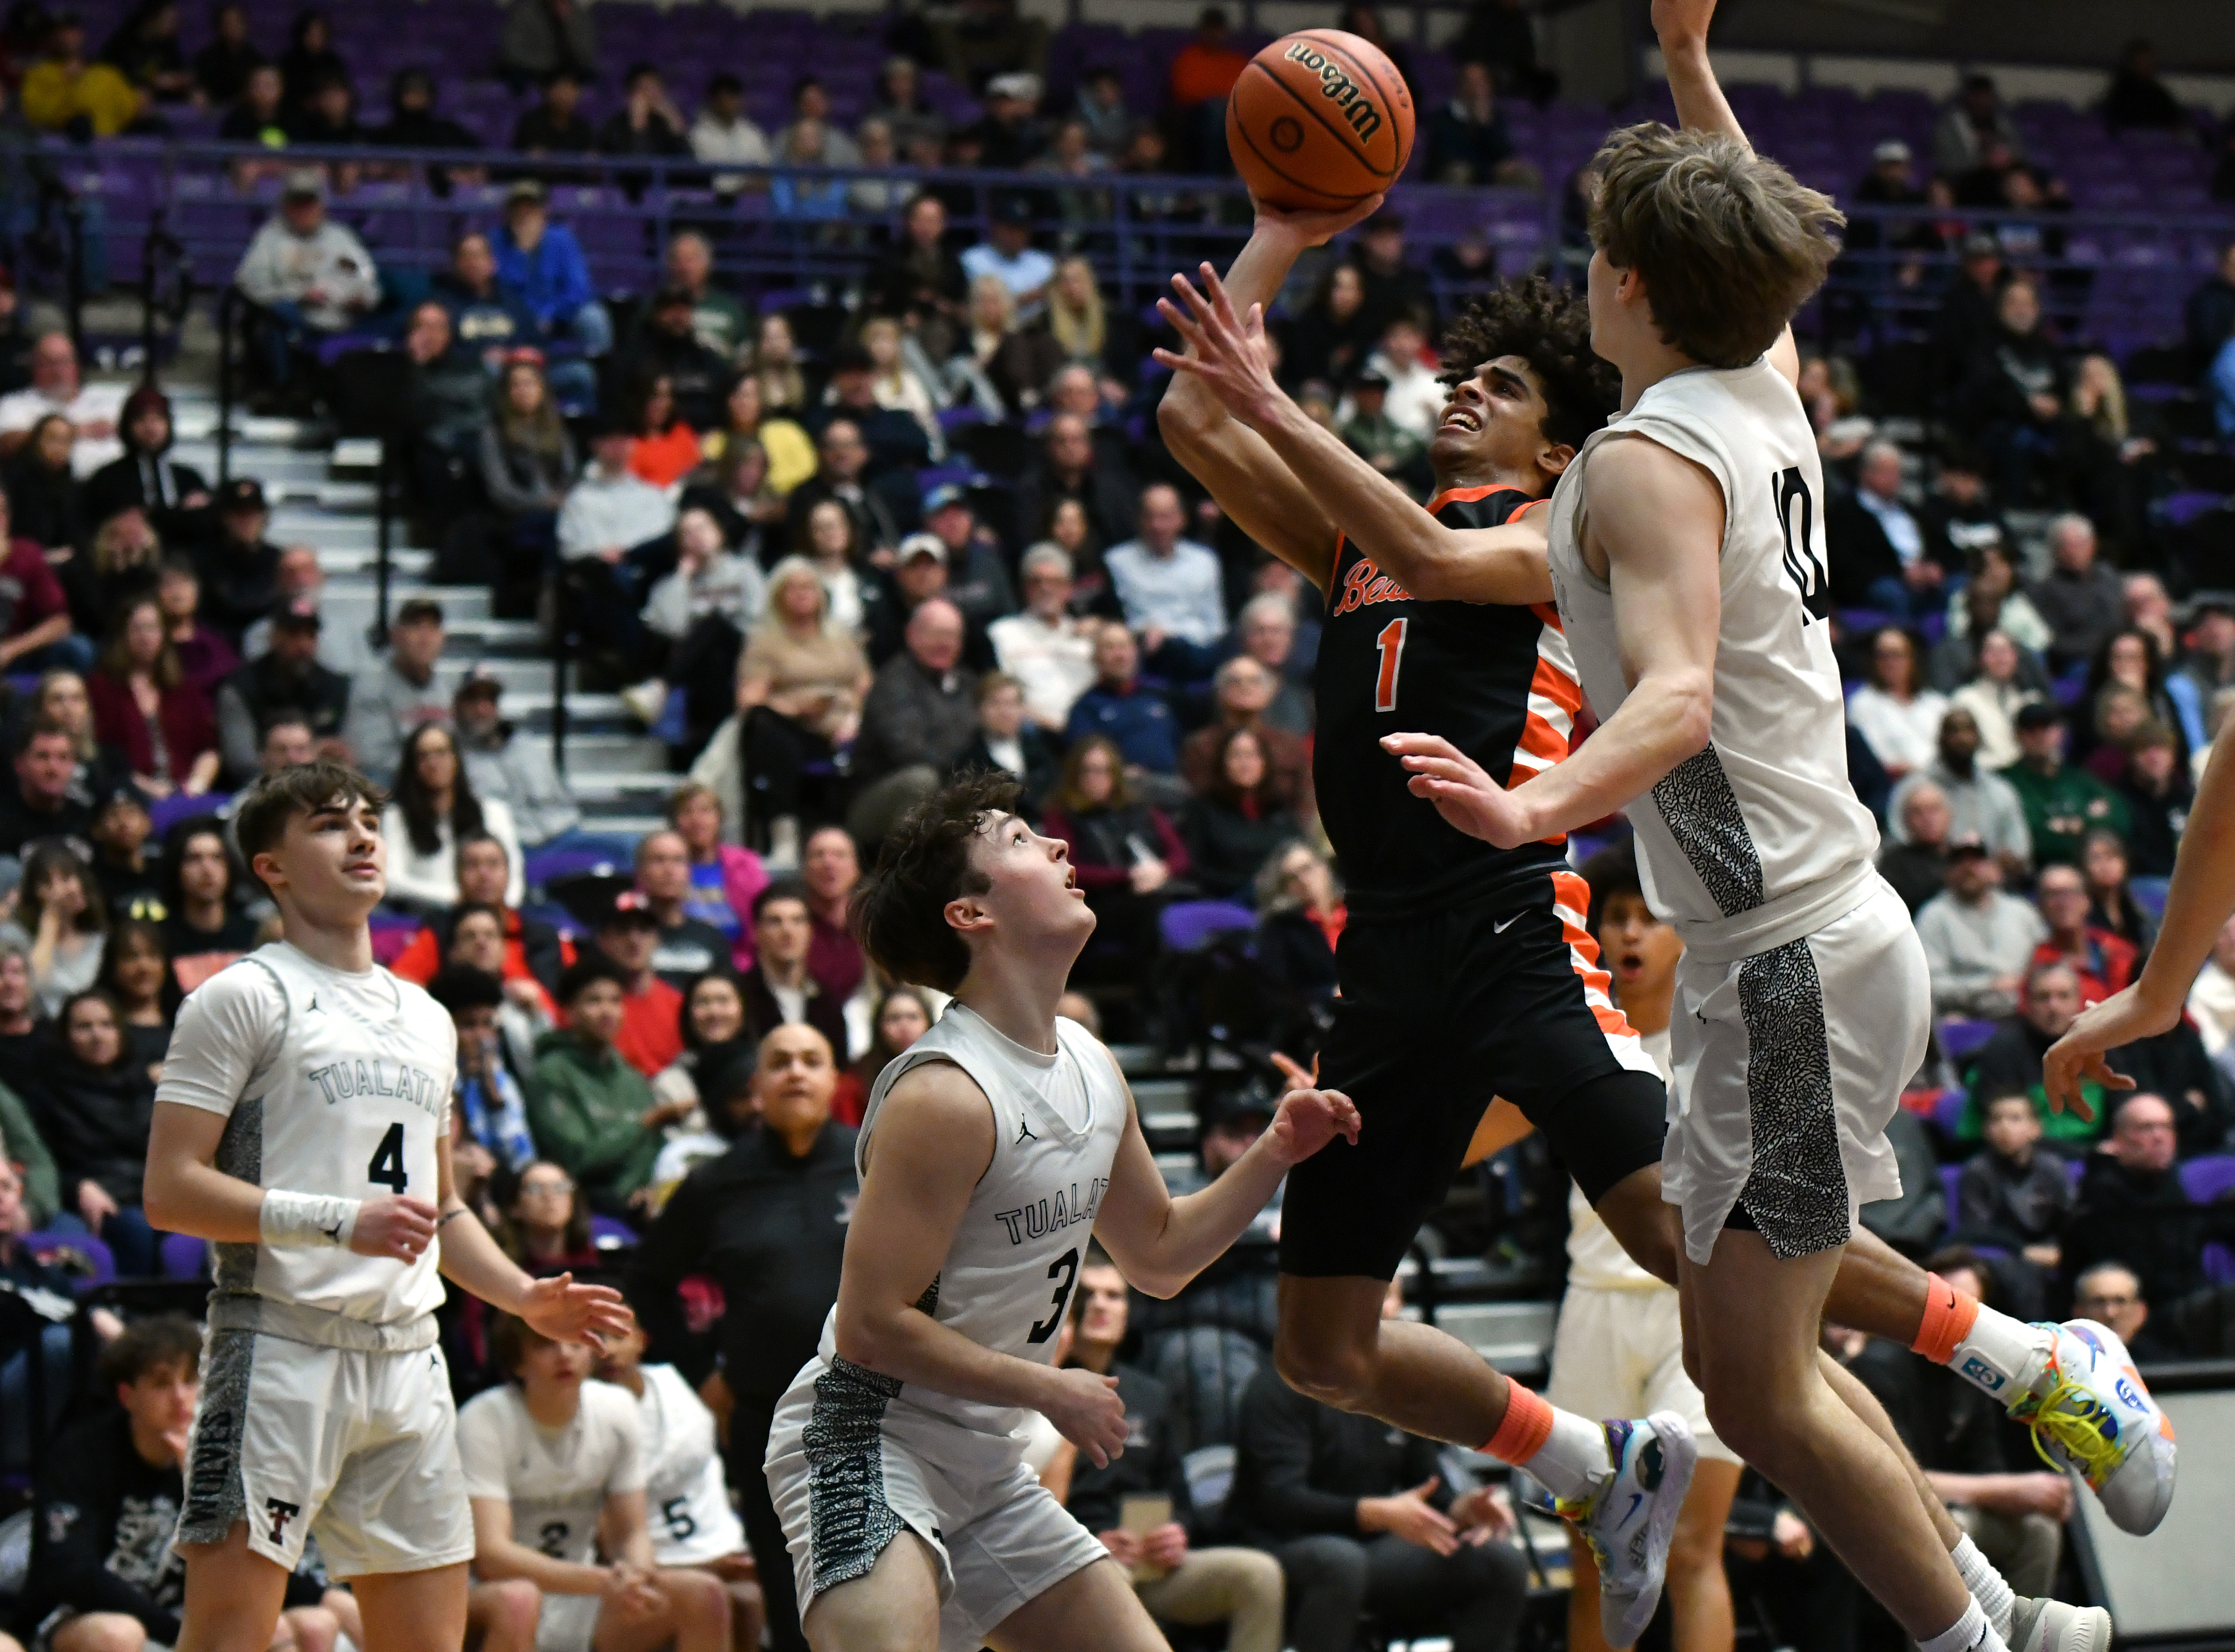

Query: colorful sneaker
left=2009, top=1596, right=2112, bottom=1652
left=1556, top=1411, right=1697, bottom=1650
left=2008, top=1320, right=2176, bottom=1535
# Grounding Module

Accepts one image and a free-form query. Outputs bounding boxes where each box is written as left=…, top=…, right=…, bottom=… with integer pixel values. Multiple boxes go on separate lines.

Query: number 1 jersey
left=1316, top=483, right=1578, bottom=918
left=157, top=940, right=456, bottom=1342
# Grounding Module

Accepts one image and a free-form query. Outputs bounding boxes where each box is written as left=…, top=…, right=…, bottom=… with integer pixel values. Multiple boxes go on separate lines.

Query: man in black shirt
left=194, top=478, right=285, bottom=643
left=635, top=829, right=731, bottom=989
left=627, top=1023, right=855, bottom=1652
left=0, top=718, right=94, bottom=856
left=213, top=598, right=352, bottom=783
left=1232, top=1280, right=1527, bottom=1652
left=509, top=70, right=596, bottom=159
left=2065, top=1092, right=2203, bottom=1313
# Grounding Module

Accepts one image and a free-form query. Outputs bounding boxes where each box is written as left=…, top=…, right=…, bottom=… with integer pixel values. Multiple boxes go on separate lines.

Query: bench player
left=763, top=772, right=1359, bottom=1652
left=143, top=760, right=632, bottom=1652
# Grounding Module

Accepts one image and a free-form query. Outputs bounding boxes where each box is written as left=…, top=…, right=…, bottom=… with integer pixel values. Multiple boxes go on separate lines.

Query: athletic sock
left=1481, top=1378, right=1608, bottom=1502
left=1914, top=1275, right=2053, bottom=1404
left=1920, top=1598, right=2009, bottom=1652
left=1951, top=1533, right=2015, bottom=1642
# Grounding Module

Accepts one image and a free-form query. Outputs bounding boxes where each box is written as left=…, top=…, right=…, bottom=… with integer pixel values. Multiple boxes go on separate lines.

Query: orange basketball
left=1226, top=29, right=1415, bottom=211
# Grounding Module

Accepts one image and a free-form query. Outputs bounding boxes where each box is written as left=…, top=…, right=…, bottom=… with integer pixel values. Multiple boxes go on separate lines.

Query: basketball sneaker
left=2009, top=1596, right=2112, bottom=1652
left=1557, top=1410, right=1697, bottom=1650
left=2007, top=1320, right=2175, bottom=1535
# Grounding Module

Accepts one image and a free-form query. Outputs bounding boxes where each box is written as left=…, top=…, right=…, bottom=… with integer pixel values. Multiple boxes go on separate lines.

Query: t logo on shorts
left=265, top=1498, right=302, bottom=1546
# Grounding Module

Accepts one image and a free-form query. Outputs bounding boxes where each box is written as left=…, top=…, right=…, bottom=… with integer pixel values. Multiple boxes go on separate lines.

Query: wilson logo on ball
left=1282, top=40, right=1385, bottom=140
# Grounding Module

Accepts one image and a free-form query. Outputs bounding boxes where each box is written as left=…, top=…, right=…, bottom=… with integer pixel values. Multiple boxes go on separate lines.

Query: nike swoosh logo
left=1493, top=914, right=1522, bottom=933
left=1623, top=1491, right=1644, bottom=1526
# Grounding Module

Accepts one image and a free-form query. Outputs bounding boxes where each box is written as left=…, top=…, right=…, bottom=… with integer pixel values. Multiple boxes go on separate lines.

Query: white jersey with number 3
left=800, top=1000, right=1130, bottom=1477
left=1545, top=358, right=1882, bottom=965
left=156, top=940, right=457, bottom=1343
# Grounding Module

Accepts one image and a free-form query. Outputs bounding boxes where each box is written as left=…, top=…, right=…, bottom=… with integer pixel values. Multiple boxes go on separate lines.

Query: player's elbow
left=141, top=1162, right=186, bottom=1233
left=1156, top=383, right=1215, bottom=447
left=1657, top=672, right=1716, bottom=756
left=831, top=1304, right=895, bottom=1372
left=1127, top=1263, right=1189, bottom=1301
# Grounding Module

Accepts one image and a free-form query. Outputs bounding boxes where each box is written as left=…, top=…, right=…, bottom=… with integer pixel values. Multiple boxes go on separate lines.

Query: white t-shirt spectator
left=1104, top=537, right=1226, bottom=649
left=557, top=469, right=678, bottom=561
left=961, top=241, right=1056, bottom=301
left=988, top=610, right=1097, bottom=729
left=1846, top=684, right=1950, bottom=776
left=379, top=797, right=525, bottom=910
left=0, top=381, right=126, bottom=476
left=689, top=109, right=772, bottom=194
left=457, top=1378, right=646, bottom=1568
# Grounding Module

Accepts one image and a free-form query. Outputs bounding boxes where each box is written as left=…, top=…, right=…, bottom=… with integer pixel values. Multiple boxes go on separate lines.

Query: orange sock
left=1911, top=1272, right=1982, bottom=1365
left=1482, top=1378, right=1555, bottom=1464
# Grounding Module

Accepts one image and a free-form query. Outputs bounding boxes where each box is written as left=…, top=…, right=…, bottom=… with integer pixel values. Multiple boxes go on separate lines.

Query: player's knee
left=1700, top=1387, right=1790, bottom=1472
left=284, top=1606, right=339, bottom=1652
left=1272, top=1323, right=1374, bottom=1409
left=487, top=1578, right=543, bottom=1637
left=671, top=1568, right=732, bottom=1629
left=53, top=1615, right=148, bottom=1652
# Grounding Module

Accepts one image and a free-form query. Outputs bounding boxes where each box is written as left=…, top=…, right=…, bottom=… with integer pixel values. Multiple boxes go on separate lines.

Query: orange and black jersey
left=1314, top=483, right=1580, bottom=920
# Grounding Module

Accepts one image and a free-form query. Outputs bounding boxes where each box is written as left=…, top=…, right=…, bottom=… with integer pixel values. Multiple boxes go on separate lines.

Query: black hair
left=1575, top=838, right=1644, bottom=939
left=752, top=877, right=812, bottom=926
left=443, top=900, right=508, bottom=955
left=558, top=951, right=629, bottom=1004
left=391, top=723, right=483, bottom=860
left=19, top=839, right=106, bottom=936
left=849, top=770, right=1021, bottom=991
left=426, top=963, right=503, bottom=1013
left=1437, top=275, right=1621, bottom=452
left=14, top=712, right=73, bottom=756
left=678, top=968, right=748, bottom=1052
left=99, top=1314, right=203, bottom=1387
left=57, top=987, right=130, bottom=1072
left=159, top=811, right=236, bottom=912
left=96, top=917, right=180, bottom=1021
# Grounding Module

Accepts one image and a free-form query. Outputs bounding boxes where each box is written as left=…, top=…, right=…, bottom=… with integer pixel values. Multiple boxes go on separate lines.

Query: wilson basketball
left=1227, top=29, right=1415, bottom=211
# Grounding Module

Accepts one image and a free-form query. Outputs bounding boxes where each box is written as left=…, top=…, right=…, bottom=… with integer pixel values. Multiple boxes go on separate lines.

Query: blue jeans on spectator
left=99, top=1201, right=159, bottom=1277
left=564, top=300, right=613, bottom=356
left=0, top=1320, right=73, bottom=1472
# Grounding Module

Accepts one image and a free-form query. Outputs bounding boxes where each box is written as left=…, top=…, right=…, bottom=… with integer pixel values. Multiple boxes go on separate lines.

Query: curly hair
left=1437, top=276, right=1620, bottom=452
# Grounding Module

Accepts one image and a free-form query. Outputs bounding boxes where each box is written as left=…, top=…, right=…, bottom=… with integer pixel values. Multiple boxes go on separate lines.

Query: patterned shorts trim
left=801, top=1356, right=906, bottom=1597
left=178, top=1326, right=255, bottom=1548
left=1731, top=936, right=1851, bottom=1259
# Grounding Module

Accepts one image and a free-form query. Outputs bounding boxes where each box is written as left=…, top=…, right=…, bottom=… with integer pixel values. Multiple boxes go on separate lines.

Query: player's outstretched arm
left=2047, top=709, right=2235, bottom=1110
left=434, top=1130, right=634, bottom=1344
left=1093, top=1050, right=1356, bottom=1297
left=1384, top=436, right=1722, bottom=845
left=1158, top=266, right=1555, bottom=605
left=834, top=1061, right=1133, bottom=1466
left=1158, top=200, right=1378, bottom=591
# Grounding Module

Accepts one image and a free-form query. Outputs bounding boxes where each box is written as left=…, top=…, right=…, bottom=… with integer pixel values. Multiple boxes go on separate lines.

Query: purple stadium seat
left=2130, top=877, right=2170, bottom=919
left=1938, top=1019, right=1996, bottom=1063
left=22, top=1230, right=116, bottom=1292
left=590, top=1214, right=639, bottom=1250
left=1159, top=900, right=1256, bottom=952
left=160, top=1233, right=208, bottom=1280
left=2177, top=1155, right=2235, bottom=1204
left=1940, top=1163, right=1963, bottom=1217
left=1931, top=1087, right=1968, bottom=1140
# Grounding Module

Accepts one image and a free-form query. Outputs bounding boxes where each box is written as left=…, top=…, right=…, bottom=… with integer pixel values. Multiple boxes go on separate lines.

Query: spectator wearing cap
left=213, top=599, right=348, bottom=787
left=428, top=964, right=540, bottom=1187
left=588, top=890, right=686, bottom=1080
left=990, top=545, right=1098, bottom=730
left=529, top=951, right=669, bottom=1216
left=88, top=780, right=161, bottom=920
left=739, top=880, right=848, bottom=1057
left=1105, top=483, right=1226, bottom=684
left=492, top=178, right=613, bottom=360
left=0, top=330, right=125, bottom=479
left=1914, top=835, right=2046, bottom=1020
left=382, top=721, right=525, bottom=912
left=781, top=416, right=902, bottom=559
left=961, top=194, right=1057, bottom=314
left=862, top=530, right=953, bottom=668
left=192, top=477, right=285, bottom=643
left=807, top=344, right=933, bottom=483
left=0, top=485, right=81, bottom=674
left=231, top=170, right=379, bottom=388
left=919, top=485, right=1017, bottom=644
left=850, top=597, right=982, bottom=844
left=624, top=286, right=732, bottom=434
left=239, top=544, right=374, bottom=679
left=83, top=386, right=210, bottom=549
left=340, top=597, right=452, bottom=786
left=1886, top=708, right=2031, bottom=877
left=2000, top=702, right=2128, bottom=869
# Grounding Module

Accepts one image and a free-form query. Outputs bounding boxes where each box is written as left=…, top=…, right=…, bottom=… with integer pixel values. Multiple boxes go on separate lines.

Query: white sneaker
left=2009, top=1320, right=2176, bottom=1536
left=620, top=678, right=669, bottom=726
left=1560, top=1410, right=1697, bottom=1650
left=2009, top=1596, right=2112, bottom=1652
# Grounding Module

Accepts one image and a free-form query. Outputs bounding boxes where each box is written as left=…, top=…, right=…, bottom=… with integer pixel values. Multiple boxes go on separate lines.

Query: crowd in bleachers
left=0, top=3, right=2231, bottom=1647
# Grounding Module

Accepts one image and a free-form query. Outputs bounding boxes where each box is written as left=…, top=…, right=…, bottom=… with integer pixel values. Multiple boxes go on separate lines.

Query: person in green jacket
left=0, top=1074, right=61, bottom=1229
left=2000, top=703, right=2128, bottom=869
left=527, top=954, right=688, bottom=1217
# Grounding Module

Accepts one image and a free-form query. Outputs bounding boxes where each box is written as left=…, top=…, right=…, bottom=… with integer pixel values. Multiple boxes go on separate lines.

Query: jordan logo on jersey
left=1330, top=555, right=1413, bottom=617
left=994, top=1178, right=1108, bottom=1245
left=304, top=1055, right=446, bottom=1121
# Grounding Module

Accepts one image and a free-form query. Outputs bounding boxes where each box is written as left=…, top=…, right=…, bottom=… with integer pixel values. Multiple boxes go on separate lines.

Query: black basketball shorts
left=1279, top=869, right=1670, bottom=1281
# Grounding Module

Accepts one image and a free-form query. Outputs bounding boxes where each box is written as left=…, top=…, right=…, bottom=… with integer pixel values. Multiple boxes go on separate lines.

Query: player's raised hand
left=1381, top=733, right=1539, bottom=849
left=1250, top=191, right=1385, bottom=248
left=2043, top=982, right=2172, bottom=1119
left=1152, top=265, right=1282, bottom=427
left=351, top=1194, right=439, bottom=1261
left=1043, top=1365, right=1130, bottom=1468
left=518, top=1271, right=636, bottom=1348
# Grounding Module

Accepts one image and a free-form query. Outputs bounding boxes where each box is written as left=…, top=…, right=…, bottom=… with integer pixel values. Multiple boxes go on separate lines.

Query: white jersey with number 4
left=796, top=1000, right=1130, bottom=1478
left=156, top=940, right=457, bottom=1344
left=1546, top=358, right=1883, bottom=967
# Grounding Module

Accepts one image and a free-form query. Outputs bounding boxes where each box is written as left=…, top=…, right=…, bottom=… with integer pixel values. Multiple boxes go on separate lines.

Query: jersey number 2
left=366, top=1123, right=408, bottom=1194
left=1373, top=618, right=1409, bottom=713
left=1027, top=1248, right=1079, bottom=1344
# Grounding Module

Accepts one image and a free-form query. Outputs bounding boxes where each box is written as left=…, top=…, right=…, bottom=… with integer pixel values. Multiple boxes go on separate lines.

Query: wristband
left=260, top=1189, right=362, bottom=1249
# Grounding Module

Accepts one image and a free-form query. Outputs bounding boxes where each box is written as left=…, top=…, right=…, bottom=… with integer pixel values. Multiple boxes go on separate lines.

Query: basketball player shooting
left=142, top=761, right=633, bottom=1652
left=761, top=773, right=1357, bottom=1652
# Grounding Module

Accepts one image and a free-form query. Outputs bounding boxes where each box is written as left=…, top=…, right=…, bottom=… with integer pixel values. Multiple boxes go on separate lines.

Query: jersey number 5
left=367, top=1123, right=408, bottom=1194
left=1374, top=618, right=1409, bottom=713
left=1026, top=1248, right=1079, bottom=1344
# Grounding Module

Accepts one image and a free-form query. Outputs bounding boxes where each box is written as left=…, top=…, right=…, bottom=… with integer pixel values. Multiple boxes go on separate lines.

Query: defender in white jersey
left=1368, top=8, right=2166, bottom=1652
left=766, top=772, right=1357, bottom=1652
left=142, top=761, right=630, bottom=1652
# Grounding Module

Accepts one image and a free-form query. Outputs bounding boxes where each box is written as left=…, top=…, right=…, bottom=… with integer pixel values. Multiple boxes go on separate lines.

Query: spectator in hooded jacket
left=83, top=385, right=210, bottom=548
left=491, top=178, right=612, bottom=359
left=230, top=170, right=379, bottom=384
left=457, top=675, right=581, bottom=849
